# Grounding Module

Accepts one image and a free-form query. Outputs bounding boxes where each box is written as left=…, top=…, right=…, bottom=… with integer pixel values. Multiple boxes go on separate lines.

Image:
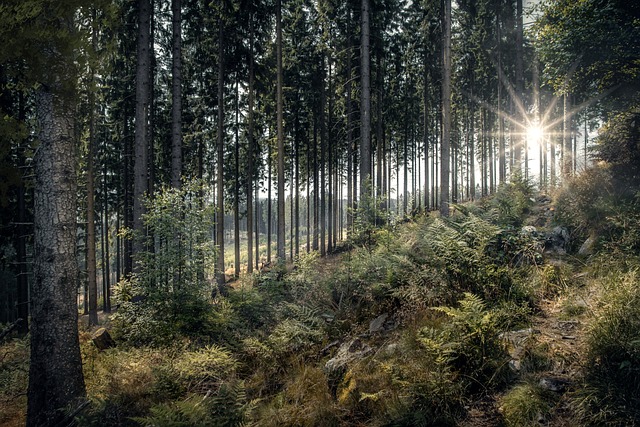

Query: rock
left=545, top=226, right=570, bottom=254
left=383, top=343, right=399, bottom=356
left=369, top=313, right=389, bottom=334
left=500, top=328, right=539, bottom=370
left=92, top=327, right=116, bottom=351
left=324, top=337, right=373, bottom=375
left=539, top=377, right=571, bottom=393
left=520, top=226, right=538, bottom=237
left=578, top=236, right=596, bottom=256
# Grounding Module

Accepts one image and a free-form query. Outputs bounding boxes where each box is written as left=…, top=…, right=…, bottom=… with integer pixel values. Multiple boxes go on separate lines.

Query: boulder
left=324, top=337, right=373, bottom=376
left=539, top=376, right=571, bottom=393
left=520, top=226, right=538, bottom=237
left=369, top=313, right=389, bottom=334
left=578, top=236, right=596, bottom=256
left=92, top=327, right=116, bottom=351
left=545, top=226, right=570, bottom=255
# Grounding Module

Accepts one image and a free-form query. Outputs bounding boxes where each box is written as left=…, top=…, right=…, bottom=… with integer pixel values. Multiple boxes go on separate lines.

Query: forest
left=0, top=0, right=639, bottom=425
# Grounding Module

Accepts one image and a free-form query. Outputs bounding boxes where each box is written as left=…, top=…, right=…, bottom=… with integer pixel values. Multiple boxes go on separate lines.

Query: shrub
left=0, top=336, right=28, bottom=426
left=112, top=181, right=217, bottom=345
left=574, top=270, right=640, bottom=425
left=501, top=382, right=554, bottom=427
left=428, top=293, right=510, bottom=389
left=488, top=172, right=535, bottom=227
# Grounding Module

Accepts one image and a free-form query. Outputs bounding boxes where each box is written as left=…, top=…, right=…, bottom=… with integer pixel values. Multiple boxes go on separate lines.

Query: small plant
left=0, top=336, right=28, bottom=426
left=429, top=293, right=510, bottom=389
left=112, top=180, right=217, bottom=345
left=489, top=172, right=535, bottom=227
left=501, top=382, right=554, bottom=427
left=573, top=270, right=640, bottom=425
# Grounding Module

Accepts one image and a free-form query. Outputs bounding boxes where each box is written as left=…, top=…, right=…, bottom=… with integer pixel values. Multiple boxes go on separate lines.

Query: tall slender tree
left=276, top=0, right=286, bottom=261
left=441, top=0, right=451, bottom=217
left=360, top=0, right=372, bottom=198
left=216, top=10, right=226, bottom=289
left=133, top=0, right=151, bottom=269
left=171, top=0, right=182, bottom=189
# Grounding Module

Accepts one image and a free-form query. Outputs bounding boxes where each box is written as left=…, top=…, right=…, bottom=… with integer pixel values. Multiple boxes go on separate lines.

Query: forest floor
left=460, top=196, right=596, bottom=427
left=460, top=280, right=595, bottom=426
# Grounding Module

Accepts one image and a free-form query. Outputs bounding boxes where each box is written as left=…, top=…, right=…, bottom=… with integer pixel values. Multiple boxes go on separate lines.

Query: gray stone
left=369, top=313, right=389, bottom=334
left=545, top=226, right=570, bottom=254
left=520, top=226, right=538, bottom=237
left=578, top=236, right=596, bottom=256
left=325, top=338, right=373, bottom=375
left=539, top=377, right=571, bottom=393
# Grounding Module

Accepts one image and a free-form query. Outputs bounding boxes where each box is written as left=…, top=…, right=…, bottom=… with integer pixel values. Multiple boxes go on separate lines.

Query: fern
left=174, top=345, right=239, bottom=393
left=422, top=293, right=509, bottom=389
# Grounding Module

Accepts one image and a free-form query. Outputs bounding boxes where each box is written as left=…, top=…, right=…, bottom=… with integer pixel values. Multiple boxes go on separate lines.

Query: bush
left=553, top=167, right=616, bottom=246
left=112, top=181, right=217, bottom=345
left=501, top=382, right=554, bottom=427
left=489, top=172, right=535, bottom=228
left=0, top=336, right=28, bottom=426
left=574, top=270, right=640, bottom=425
left=427, top=293, right=510, bottom=389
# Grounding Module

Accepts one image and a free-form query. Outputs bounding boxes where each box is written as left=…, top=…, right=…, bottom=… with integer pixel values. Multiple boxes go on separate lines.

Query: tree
left=216, top=10, right=226, bottom=288
left=87, top=16, right=99, bottom=326
left=276, top=0, right=286, bottom=261
left=360, top=0, right=371, bottom=199
left=134, top=0, right=151, bottom=270
left=171, top=0, right=182, bottom=189
left=440, top=0, right=451, bottom=217
left=1, top=2, right=91, bottom=423
left=534, top=0, right=640, bottom=107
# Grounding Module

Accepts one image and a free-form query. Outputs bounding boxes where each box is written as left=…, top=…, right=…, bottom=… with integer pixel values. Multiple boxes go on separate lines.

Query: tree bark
left=234, top=77, right=240, bottom=277
left=171, top=0, right=182, bottom=189
left=276, top=0, right=285, bottom=261
left=216, top=15, right=226, bottom=288
left=360, top=0, right=372, bottom=198
left=440, top=0, right=451, bottom=217
left=247, top=13, right=255, bottom=272
left=133, top=0, right=151, bottom=271
left=27, top=87, right=86, bottom=427
left=514, top=0, right=524, bottom=171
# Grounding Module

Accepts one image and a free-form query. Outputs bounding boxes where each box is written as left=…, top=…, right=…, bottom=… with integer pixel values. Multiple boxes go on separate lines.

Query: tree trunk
left=360, top=0, right=372, bottom=198
left=514, top=0, right=524, bottom=171
left=27, top=86, right=86, bottom=427
left=247, top=13, right=255, bottom=272
left=276, top=0, right=285, bottom=261
left=234, top=77, right=240, bottom=277
left=87, top=33, right=98, bottom=325
left=346, top=12, right=353, bottom=232
left=440, top=0, right=451, bottom=217
left=103, top=162, right=111, bottom=312
left=133, top=0, right=151, bottom=271
left=171, top=0, right=182, bottom=189
left=216, top=15, right=226, bottom=288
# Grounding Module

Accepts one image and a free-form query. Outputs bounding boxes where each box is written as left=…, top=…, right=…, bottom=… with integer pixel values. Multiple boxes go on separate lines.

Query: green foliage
left=427, top=293, right=510, bottom=389
left=501, top=382, right=554, bottom=427
left=112, top=181, right=217, bottom=345
left=488, top=172, right=535, bottom=228
left=350, top=179, right=388, bottom=248
left=595, top=107, right=640, bottom=190
left=0, top=336, right=28, bottom=425
left=134, top=381, right=251, bottom=427
left=252, top=365, right=339, bottom=427
left=553, top=167, right=616, bottom=242
left=574, top=270, right=640, bottom=425
left=173, top=345, right=239, bottom=393
left=533, top=0, right=640, bottom=101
